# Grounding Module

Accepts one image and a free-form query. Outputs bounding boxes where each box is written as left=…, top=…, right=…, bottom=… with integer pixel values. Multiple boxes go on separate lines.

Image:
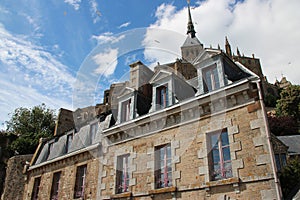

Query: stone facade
left=1, top=155, right=32, bottom=200
left=23, top=4, right=282, bottom=200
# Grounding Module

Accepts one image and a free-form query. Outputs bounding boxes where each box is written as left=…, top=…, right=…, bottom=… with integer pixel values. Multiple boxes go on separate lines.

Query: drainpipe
left=255, top=80, right=282, bottom=200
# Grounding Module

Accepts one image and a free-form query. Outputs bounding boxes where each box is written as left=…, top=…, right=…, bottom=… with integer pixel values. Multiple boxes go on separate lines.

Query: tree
left=279, top=158, right=300, bottom=198
left=276, top=85, right=300, bottom=121
left=5, top=104, right=56, bottom=155
left=268, top=115, right=298, bottom=136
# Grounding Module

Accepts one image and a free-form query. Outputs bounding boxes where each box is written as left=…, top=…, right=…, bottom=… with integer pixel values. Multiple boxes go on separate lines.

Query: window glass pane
left=205, top=71, right=212, bottom=91
left=74, top=165, right=86, bottom=198
left=223, top=147, right=231, bottom=161
left=212, top=149, right=220, bottom=163
left=213, top=164, right=221, bottom=180
left=209, top=130, right=232, bottom=181
left=32, top=177, right=41, bottom=200
left=224, top=162, right=232, bottom=178
left=281, top=154, right=287, bottom=166
left=275, top=154, right=281, bottom=171
left=221, top=132, right=229, bottom=146
left=50, top=172, right=61, bottom=200
left=155, top=144, right=172, bottom=188
left=116, top=154, right=129, bottom=193
left=213, top=67, right=220, bottom=89
left=211, top=134, right=219, bottom=148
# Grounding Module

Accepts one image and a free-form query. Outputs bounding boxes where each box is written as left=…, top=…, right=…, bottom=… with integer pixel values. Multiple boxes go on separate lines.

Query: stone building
left=23, top=3, right=282, bottom=200
left=224, top=37, right=279, bottom=101
left=1, top=155, right=32, bottom=200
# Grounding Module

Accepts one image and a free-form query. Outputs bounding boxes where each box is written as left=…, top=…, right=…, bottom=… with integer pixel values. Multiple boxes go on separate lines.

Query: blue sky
left=0, top=0, right=299, bottom=128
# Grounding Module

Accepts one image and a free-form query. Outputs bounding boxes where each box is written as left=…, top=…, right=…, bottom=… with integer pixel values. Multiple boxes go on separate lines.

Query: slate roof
left=182, top=36, right=202, bottom=47
left=277, top=135, right=300, bottom=155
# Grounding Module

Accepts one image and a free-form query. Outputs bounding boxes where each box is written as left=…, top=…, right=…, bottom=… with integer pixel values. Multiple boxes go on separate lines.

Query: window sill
left=110, top=192, right=132, bottom=199
left=204, top=177, right=239, bottom=188
left=149, top=186, right=177, bottom=195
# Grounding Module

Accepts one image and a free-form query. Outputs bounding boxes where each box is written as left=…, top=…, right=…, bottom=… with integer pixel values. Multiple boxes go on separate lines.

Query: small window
left=203, top=64, right=220, bottom=92
left=275, top=153, right=287, bottom=172
left=281, top=154, right=287, bottom=167
left=31, top=177, right=41, bottom=200
left=155, top=144, right=172, bottom=189
left=275, top=154, right=281, bottom=171
left=74, top=165, right=87, bottom=199
left=156, top=84, right=168, bottom=109
left=90, top=123, right=98, bottom=144
left=121, top=99, right=131, bottom=122
left=50, top=172, right=61, bottom=200
left=66, top=134, right=73, bottom=153
left=208, top=129, right=232, bottom=181
left=116, top=154, right=130, bottom=194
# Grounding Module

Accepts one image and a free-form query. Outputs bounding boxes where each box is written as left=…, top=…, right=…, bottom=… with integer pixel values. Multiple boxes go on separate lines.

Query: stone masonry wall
left=100, top=100, right=277, bottom=200
left=23, top=150, right=100, bottom=200
left=1, top=154, right=32, bottom=200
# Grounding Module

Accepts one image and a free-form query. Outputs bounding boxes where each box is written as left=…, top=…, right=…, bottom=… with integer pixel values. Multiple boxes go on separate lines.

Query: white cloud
left=92, top=32, right=125, bottom=45
left=0, top=23, right=75, bottom=125
left=89, top=0, right=101, bottom=24
left=118, top=22, right=131, bottom=29
left=145, top=0, right=300, bottom=84
left=125, top=54, right=137, bottom=65
left=93, top=48, right=119, bottom=77
left=64, top=0, right=81, bottom=10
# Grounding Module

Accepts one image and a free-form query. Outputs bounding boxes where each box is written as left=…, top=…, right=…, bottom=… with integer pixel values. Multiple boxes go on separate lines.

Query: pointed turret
left=225, top=36, right=232, bottom=58
left=187, top=0, right=196, bottom=38
left=181, top=0, right=203, bottom=62
left=237, top=47, right=241, bottom=57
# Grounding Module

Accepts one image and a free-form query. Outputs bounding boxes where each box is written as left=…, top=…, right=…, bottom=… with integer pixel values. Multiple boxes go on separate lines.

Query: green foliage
left=280, top=158, right=300, bottom=198
left=268, top=115, right=298, bottom=136
left=5, top=104, right=56, bottom=155
left=276, top=85, right=300, bottom=121
left=264, top=93, right=277, bottom=107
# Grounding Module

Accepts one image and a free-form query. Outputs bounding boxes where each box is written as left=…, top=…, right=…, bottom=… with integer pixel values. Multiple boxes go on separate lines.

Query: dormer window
left=156, top=84, right=168, bottom=109
left=90, top=122, right=98, bottom=144
left=121, top=99, right=131, bottom=122
left=66, top=133, right=73, bottom=153
left=203, top=64, right=220, bottom=92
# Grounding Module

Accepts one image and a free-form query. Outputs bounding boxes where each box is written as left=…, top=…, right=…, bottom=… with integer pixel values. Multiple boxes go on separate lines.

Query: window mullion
left=218, top=134, right=225, bottom=178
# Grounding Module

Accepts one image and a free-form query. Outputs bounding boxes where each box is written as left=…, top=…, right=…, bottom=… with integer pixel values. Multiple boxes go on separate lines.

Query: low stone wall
left=1, top=155, right=32, bottom=200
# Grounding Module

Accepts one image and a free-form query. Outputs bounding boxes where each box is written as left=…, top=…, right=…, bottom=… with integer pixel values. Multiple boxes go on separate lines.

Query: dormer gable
left=195, top=50, right=253, bottom=95
left=117, top=87, right=136, bottom=124
left=150, top=66, right=195, bottom=112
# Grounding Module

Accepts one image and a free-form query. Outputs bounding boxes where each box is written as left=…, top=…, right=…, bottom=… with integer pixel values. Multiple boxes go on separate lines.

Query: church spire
left=225, top=36, right=232, bottom=58
left=187, top=0, right=196, bottom=38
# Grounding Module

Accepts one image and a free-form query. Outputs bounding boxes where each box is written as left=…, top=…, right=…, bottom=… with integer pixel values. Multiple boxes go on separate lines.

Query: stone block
left=253, top=136, right=266, bottom=147
left=147, top=161, right=154, bottom=169
left=228, top=125, right=239, bottom=135
left=231, top=141, right=242, bottom=152
left=102, top=170, right=107, bottom=177
left=173, top=171, right=181, bottom=179
left=232, top=159, right=244, bottom=169
left=172, top=140, right=180, bottom=149
left=256, top=154, right=270, bottom=165
left=173, top=155, right=180, bottom=164
left=260, top=189, right=276, bottom=200
left=101, top=183, right=106, bottom=190
left=199, top=166, right=208, bottom=175
left=129, top=178, right=136, bottom=186
left=250, top=119, right=263, bottom=130
left=198, top=149, right=206, bottom=159
left=147, top=147, right=153, bottom=155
